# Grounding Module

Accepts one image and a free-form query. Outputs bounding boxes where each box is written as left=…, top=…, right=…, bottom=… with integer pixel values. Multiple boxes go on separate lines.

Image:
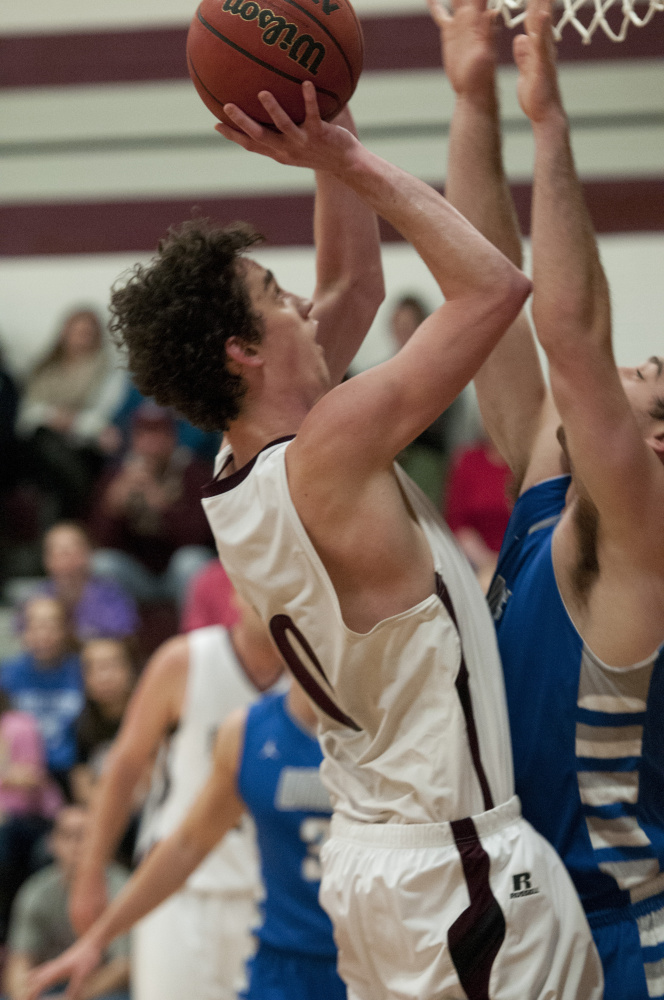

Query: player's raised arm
left=309, top=106, right=384, bottom=386
left=69, top=636, right=187, bottom=935
left=217, top=101, right=383, bottom=387
left=516, top=0, right=664, bottom=545
left=218, top=81, right=531, bottom=464
left=27, top=709, right=248, bottom=1000
left=432, top=0, right=556, bottom=489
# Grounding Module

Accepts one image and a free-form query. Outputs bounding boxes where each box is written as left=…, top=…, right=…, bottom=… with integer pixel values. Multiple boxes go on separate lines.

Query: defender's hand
left=214, top=81, right=358, bottom=174
left=428, top=0, right=499, bottom=97
left=26, top=936, right=103, bottom=1000
left=514, top=0, right=564, bottom=123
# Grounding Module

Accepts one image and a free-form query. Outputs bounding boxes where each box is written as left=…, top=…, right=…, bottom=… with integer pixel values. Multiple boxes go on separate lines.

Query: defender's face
left=242, top=261, right=329, bottom=397
left=618, top=356, right=664, bottom=431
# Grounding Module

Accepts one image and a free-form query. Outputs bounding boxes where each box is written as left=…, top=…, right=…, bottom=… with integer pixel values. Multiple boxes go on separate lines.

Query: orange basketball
left=186, top=0, right=364, bottom=126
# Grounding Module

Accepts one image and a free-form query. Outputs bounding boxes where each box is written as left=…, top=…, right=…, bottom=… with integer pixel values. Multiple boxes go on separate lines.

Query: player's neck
left=225, top=394, right=312, bottom=470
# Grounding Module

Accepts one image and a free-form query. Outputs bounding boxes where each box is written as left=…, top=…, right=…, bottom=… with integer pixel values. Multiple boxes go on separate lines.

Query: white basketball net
left=490, top=0, right=664, bottom=42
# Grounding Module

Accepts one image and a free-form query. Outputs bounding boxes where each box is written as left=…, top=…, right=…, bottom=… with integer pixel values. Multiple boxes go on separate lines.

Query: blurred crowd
left=0, top=297, right=513, bottom=998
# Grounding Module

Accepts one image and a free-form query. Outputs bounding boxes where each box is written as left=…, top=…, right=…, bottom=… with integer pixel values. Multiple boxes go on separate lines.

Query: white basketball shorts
left=131, top=886, right=258, bottom=1000
left=319, top=796, right=603, bottom=1000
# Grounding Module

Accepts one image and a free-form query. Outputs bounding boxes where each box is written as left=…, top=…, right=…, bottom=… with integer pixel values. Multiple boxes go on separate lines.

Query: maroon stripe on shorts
left=435, top=573, right=493, bottom=812
left=449, top=817, right=506, bottom=998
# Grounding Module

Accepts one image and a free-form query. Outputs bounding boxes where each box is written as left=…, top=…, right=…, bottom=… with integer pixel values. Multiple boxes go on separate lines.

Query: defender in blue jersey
left=430, top=0, right=664, bottom=996
left=238, top=691, right=344, bottom=1000
left=26, top=680, right=346, bottom=1000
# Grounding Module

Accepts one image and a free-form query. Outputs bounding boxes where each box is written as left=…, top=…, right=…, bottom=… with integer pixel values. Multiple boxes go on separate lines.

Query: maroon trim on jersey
left=435, top=573, right=494, bottom=812
left=270, top=614, right=361, bottom=731
left=448, top=817, right=506, bottom=999
left=201, top=435, right=295, bottom=498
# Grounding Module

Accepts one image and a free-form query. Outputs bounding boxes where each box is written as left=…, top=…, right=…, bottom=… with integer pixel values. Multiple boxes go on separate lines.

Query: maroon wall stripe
left=2, top=11, right=662, bottom=89
left=0, top=178, right=662, bottom=257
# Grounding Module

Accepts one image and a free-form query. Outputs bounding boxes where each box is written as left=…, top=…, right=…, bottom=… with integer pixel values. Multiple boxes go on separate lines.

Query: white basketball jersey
left=203, top=439, right=515, bottom=826
left=136, top=625, right=268, bottom=893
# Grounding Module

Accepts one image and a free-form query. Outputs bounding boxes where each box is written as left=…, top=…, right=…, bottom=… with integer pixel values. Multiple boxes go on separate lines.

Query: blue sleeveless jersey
left=238, top=692, right=335, bottom=957
left=489, top=475, right=664, bottom=913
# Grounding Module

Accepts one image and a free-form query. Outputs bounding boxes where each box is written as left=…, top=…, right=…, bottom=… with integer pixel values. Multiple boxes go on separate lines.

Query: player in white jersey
left=69, top=592, right=284, bottom=1000
left=103, top=94, right=599, bottom=997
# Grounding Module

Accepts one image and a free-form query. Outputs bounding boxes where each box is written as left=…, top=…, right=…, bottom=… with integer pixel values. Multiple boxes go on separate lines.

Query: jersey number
left=300, top=816, right=330, bottom=882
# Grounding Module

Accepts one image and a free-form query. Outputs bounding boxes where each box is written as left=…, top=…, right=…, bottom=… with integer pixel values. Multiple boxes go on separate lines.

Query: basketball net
left=489, top=0, right=663, bottom=42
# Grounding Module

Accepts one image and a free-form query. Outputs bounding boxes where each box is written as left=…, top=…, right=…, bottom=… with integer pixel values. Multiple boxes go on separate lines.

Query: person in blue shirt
left=25, top=678, right=345, bottom=1000
left=428, top=0, right=664, bottom=996
left=1, top=596, right=84, bottom=798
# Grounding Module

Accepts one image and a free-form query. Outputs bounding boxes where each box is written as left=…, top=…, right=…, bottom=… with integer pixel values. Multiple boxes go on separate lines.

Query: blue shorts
left=586, top=889, right=664, bottom=1000
left=241, top=942, right=346, bottom=1000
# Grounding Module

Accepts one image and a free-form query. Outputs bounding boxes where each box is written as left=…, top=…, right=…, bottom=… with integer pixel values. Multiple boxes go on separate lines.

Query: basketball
left=186, top=0, right=364, bottom=127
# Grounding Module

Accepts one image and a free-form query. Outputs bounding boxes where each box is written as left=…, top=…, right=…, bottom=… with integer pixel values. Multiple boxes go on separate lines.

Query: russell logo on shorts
left=510, top=872, right=540, bottom=898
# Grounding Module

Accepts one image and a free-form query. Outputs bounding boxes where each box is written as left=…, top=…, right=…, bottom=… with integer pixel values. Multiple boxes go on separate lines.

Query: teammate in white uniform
left=69, top=595, right=284, bottom=1000
left=81, top=93, right=599, bottom=997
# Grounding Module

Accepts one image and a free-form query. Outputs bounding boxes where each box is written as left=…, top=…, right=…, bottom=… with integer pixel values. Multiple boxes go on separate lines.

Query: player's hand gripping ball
left=187, top=0, right=364, bottom=126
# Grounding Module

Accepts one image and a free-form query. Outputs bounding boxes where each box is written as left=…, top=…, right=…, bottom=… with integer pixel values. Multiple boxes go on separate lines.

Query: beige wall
left=1, top=0, right=662, bottom=377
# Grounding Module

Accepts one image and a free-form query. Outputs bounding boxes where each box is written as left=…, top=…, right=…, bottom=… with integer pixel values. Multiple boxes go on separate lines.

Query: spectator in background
left=0, top=346, right=21, bottom=585
left=32, top=523, right=138, bottom=643
left=89, top=403, right=214, bottom=609
left=16, top=309, right=125, bottom=523
left=110, top=380, right=222, bottom=463
left=0, top=345, right=19, bottom=503
left=3, top=805, right=130, bottom=1000
left=0, top=691, right=62, bottom=944
left=71, top=639, right=137, bottom=808
left=443, top=434, right=513, bottom=593
left=179, top=559, right=239, bottom=632
left=1, top=597, right=83, bottom=800
left=389, top=295, right=463, bottom=504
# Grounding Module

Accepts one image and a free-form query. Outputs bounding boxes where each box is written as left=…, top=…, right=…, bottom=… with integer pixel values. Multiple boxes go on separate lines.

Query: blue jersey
left=0, top=651, right=84, bottom=771
left=238, top=692, right=335, bottom=958
left=489, top=476, right=664, bottom=998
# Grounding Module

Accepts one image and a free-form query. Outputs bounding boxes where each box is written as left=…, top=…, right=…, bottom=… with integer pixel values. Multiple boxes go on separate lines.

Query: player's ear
left=645, top=423, right=664, bottom=465
left=226, top=336, right=263, bottom=371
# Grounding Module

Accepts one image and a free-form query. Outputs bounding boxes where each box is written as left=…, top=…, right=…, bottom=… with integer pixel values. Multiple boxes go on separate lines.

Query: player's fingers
left=301, top=81, right=323, bottom=125
left=535, top=0, right=556, bottom=56
left=221, top=103, right=267, bottom=141
left=65, top=966, right=88, bottom=1000
left=26, top=960, right=62, bottom=1000
left=426, top=0, right=450, bottom=28
left=258, top=90, right=302, bottom=136
left=214, top=121, right=255, bottom=150
left=525, top=0, right=550, bottom=37
left=512, top=31, right=530, bottom=68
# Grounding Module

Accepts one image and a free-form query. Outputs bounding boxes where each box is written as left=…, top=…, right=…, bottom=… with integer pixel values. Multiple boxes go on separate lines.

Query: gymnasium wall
left=1, top=0, right=663, bottom=377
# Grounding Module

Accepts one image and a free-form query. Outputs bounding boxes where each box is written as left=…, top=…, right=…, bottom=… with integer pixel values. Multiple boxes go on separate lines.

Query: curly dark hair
left=110, top=219, right=264, bottom=432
